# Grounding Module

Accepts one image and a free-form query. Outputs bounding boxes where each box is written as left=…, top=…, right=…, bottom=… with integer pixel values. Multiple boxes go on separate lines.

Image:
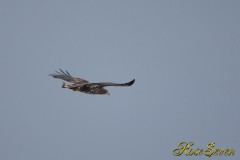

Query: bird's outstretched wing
left=49, top=69, right=89, bottom=84
left=86, top=79, right=135, bottom=87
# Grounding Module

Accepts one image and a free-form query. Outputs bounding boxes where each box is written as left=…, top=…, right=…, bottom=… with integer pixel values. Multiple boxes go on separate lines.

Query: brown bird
left=49, top=69, right=135, bottom=95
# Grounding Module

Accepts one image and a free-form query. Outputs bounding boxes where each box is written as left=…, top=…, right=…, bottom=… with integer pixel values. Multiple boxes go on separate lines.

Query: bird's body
left=49, top=69, right=135, bottom=95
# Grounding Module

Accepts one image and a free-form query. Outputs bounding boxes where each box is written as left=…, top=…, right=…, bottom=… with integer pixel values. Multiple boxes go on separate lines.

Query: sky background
left=0, top=0, right=240, bottom=160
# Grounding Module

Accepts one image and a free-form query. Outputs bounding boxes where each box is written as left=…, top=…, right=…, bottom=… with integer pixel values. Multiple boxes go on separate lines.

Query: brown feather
left=49, top=69, right=135, bottom=95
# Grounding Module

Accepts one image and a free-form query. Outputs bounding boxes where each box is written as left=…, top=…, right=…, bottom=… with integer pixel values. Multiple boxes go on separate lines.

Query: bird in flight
left=49, top=69, right=135, bottom=95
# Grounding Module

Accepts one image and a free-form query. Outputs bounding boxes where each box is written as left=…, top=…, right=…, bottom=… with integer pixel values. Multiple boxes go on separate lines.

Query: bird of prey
left=49, top=69, right=135, bottom=95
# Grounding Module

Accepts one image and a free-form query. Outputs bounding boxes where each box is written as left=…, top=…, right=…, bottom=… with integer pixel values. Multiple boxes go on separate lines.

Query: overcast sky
left=0, top=1, right=240, bottom=160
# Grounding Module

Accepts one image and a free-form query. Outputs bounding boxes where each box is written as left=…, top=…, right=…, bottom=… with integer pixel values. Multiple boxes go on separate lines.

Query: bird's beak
left=106, top=92, right=110, bottom=95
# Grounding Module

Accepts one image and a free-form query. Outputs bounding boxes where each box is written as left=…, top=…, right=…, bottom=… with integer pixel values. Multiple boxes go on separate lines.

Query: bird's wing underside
left=49, top=69, right=89, bottom=84
left=85, top=79, right=135, bottom=87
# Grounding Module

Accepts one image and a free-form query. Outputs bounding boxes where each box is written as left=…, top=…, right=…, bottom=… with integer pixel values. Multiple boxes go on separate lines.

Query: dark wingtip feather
left=59, top=68, right=67, bottom=75
left=127, top=79, right=135, bottom=86
left=49, top=74, right=57, bottom=78
left=66, top=70, right=72, bottom=77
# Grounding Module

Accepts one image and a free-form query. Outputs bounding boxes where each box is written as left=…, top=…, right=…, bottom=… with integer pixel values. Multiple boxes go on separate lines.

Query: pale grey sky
left=0, top=1, right=240, bottom=160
